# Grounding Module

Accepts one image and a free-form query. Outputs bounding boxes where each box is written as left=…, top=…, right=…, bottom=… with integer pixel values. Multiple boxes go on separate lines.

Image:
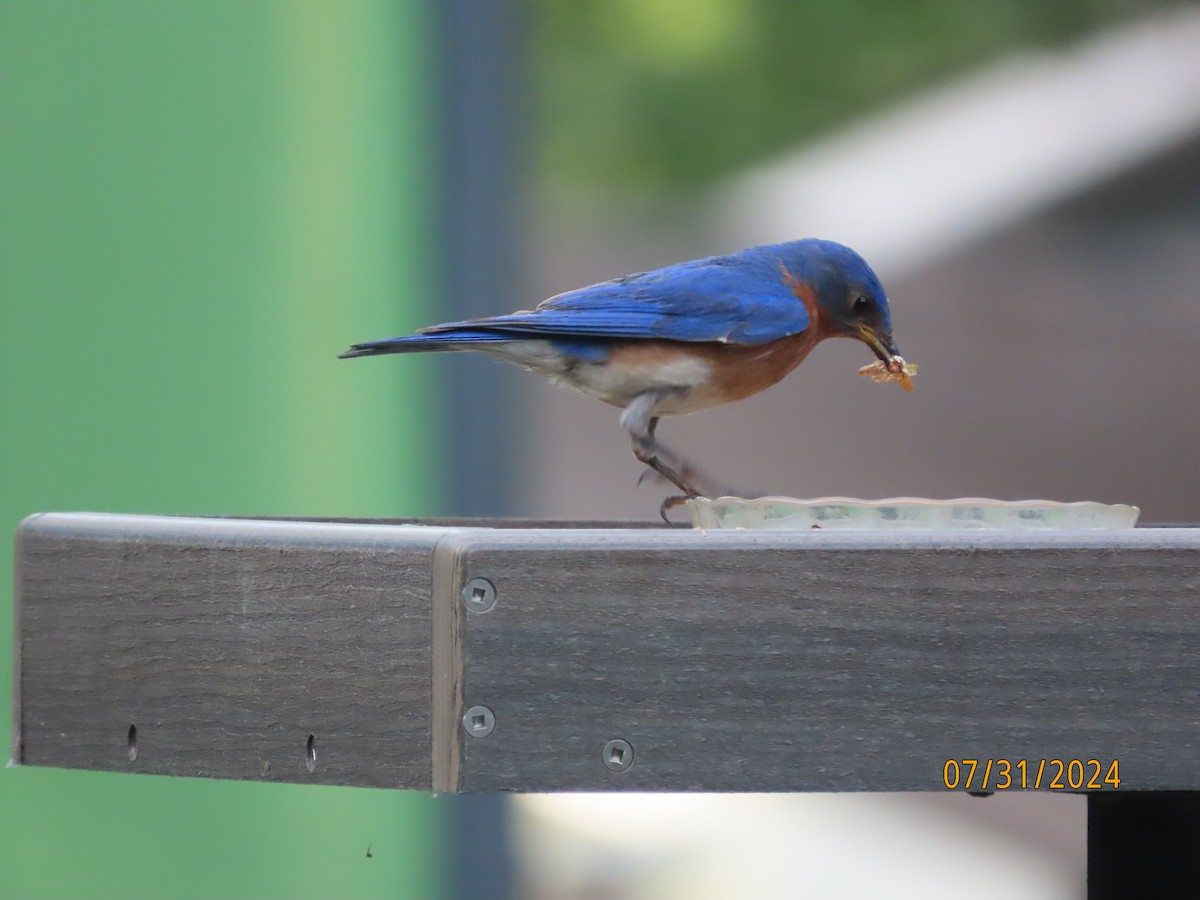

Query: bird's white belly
left=555, top=354, right=713, bottom=407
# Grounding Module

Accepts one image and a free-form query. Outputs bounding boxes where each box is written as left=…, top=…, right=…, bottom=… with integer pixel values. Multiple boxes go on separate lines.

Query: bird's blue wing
left=423, top=255, right=809, bottom=346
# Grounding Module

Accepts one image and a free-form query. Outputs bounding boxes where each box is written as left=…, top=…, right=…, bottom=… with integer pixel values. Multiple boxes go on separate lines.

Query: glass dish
left=686, top=496, right=1140, bottom=531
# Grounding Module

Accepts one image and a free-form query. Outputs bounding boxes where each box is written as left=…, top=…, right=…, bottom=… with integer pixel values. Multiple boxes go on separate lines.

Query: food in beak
left=858, top=356, right=917, bottom=391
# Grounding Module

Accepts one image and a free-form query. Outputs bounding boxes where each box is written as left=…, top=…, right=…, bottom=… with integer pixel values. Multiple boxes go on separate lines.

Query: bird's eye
left=853, top=295, right=872, bottom=314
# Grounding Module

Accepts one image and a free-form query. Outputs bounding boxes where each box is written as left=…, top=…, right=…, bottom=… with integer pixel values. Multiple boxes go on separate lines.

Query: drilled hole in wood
left=305, top=734, right=316, bottom=772
left=127, top=724, right=138, bottom=762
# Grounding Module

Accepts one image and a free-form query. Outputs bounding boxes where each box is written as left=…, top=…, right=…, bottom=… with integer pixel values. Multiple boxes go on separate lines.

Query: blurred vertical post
left=0, top=2, right=441, bottom=897
left=432, top=0, right=525, bottom=518
left=432, top=1, right=522, bottom=897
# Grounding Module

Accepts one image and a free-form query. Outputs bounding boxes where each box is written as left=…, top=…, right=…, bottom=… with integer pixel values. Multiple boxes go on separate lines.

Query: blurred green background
left=532, top=0, right=1161, bottom=189
left=1, top=2, right=440, bottom=897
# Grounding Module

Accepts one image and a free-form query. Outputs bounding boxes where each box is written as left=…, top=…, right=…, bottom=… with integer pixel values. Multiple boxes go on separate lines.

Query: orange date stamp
left=942, top=758, right=1120, bottom=790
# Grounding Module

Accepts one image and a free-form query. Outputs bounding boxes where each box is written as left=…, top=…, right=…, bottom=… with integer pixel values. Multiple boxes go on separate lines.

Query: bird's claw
left=659, top=495, right=692, bottom=523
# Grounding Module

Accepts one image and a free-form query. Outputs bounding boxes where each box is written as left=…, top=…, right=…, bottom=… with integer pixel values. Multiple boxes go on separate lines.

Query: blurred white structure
left=722, top=3, right=1200, bottom=279
left=516, top=793, right=1082, bottom=900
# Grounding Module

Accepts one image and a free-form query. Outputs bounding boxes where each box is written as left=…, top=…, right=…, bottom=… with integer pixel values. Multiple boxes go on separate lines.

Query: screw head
left=463, top=705, right=496, bottom=738
left=462, top=578, right=496, bottom=613
left=602, top=738, right=634, bottom=772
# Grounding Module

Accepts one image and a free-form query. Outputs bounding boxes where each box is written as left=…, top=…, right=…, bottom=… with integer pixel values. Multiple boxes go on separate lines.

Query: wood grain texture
left=15, top=513, right=456, bottom=788
left=445, top=529, right=1200, bottom=792
left=431, top=532, right=467, bottom=793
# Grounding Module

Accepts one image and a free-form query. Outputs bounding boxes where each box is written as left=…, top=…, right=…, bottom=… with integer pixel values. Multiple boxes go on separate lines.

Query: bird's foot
left=632, top=446, right=705, bottom=497
left=631, top=450, right=723, bottom=523
left=658, top=494, right=692, bottom=523
left=635, top=460, right=748, bottom=501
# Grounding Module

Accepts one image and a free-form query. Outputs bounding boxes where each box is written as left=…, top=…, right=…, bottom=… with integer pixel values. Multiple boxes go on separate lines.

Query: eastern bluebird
left=341, top=238, right=909, bottom=501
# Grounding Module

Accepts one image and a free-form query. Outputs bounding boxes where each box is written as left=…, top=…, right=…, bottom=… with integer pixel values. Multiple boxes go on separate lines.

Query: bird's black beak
left=857, top=325, right=901, bottom=367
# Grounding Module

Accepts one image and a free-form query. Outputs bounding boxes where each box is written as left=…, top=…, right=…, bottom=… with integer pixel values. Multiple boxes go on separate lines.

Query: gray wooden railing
left=13, top=513, right=1200, bottom=896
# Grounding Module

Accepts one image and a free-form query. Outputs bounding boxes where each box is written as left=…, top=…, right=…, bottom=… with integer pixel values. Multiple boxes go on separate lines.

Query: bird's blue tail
left=338, top=328, right=513, bottom=359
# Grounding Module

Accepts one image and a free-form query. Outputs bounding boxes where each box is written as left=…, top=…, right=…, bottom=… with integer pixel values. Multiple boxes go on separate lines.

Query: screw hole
left=602, top=738, right=634, bottom=772
left=127, top=724, right=138, bottom=762
left=305, top=734, right=316, bottom=773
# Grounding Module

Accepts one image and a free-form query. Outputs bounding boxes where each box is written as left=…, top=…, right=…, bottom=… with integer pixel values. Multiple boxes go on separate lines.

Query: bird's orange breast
left=692, top=328, right=828, bottom=404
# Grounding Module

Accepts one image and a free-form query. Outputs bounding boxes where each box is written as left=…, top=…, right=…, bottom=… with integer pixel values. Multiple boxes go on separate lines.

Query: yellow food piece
left=858, top=358, right=917, bottom=391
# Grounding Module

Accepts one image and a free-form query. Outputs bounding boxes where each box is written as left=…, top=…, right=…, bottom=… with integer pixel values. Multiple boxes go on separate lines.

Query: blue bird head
left=772, top=239, right=901, bottom=365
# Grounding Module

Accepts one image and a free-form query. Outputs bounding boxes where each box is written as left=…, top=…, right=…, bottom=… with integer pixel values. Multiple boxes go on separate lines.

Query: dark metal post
left=1087, top=792, right=1200, bottom=899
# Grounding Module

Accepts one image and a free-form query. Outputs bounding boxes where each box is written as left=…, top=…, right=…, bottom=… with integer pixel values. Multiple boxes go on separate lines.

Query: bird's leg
left=643, top=416, right=692, bottom=521
left=620, top=391, right=705, bottom=498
